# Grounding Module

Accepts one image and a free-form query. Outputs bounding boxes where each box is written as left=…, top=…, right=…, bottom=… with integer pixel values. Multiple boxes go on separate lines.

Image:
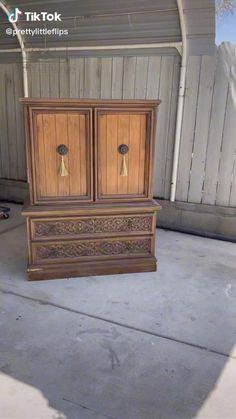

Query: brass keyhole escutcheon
left=118, top=144, right=129, bottom=155
left=57, top=144, right=68, bottom=156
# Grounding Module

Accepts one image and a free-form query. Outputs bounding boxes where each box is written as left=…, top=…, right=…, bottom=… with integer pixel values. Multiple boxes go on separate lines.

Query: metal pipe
left=170, top=0, right=187, bottom=202
left=0, top=48, right=22, bottom=52
left=0, top=1, right=28, bottom=96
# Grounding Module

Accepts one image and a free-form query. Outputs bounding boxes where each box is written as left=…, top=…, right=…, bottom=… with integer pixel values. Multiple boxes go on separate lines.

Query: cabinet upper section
left=21, top=99, right=160, bottom=205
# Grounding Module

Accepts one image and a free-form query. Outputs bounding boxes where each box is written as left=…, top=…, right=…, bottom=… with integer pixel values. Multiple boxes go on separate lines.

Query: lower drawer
left=31, top=236, right=153, bottom=264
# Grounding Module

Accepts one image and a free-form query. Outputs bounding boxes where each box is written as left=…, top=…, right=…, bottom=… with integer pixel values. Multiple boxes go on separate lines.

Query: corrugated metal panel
left=3, top=1, right=181, bottom=48
left=10, top=0, right=178, bottom=14
left=0, top=0, right=215, bottom=57
left=28, top=47, right=179, bottom=59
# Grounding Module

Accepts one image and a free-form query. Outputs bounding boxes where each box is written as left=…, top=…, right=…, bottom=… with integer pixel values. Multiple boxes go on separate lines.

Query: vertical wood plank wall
left=176, top=45, right=236, bottom=207
left=0, top=63, right=26, bottom=181
left=0, top=45, right=235, bottom=208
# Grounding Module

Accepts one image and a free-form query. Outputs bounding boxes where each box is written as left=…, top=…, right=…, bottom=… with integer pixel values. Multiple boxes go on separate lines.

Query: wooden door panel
left=96, top=110, right=150, bottom=200
left=55, top=113, right=69, bottom=197
left=67, top=113, right=87, bottom=196
left=32, top=110, right=92, bottom=203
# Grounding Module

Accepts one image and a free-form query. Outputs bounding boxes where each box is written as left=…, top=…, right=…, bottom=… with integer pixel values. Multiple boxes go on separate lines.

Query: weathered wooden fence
left=0, top=63, right=26, bottom=182
left=177, top=44, right=236, bottom=207
left=0, top=45, right=235, bottom=209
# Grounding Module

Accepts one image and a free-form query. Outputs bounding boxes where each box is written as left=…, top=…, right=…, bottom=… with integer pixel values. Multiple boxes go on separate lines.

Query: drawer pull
left=118, top=144, right=129, bottom=177
left=57, top=144, right=69, bottom=177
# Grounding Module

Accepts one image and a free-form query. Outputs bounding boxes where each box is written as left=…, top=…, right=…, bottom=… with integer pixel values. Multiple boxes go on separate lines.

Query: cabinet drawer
left=31, top=236, right=153, bottom=264
left=30, top=214, right=154, bottom=240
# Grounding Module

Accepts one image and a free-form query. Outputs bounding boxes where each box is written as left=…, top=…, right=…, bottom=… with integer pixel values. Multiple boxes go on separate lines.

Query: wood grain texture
left=41, top=113, right=57, bottom=196
left=55, top=113, right=69, bottom=197
left=164, top=55, right=180, bottom=199
left=6, top=64, right=18, bottom=180
left=146, top=56, right=162, bottom=99
left=0, top=65, right=10, bottom=179
left=29, top=62, right=40, bottom=98
left=84, top=57, right=101, bottom=98
left=101, top=57, right=112, bottom=99
left=49, top=61, right=60, bottom=98
left=59, top=59, right=69, bottom=98
left=69, top=58, right=84, bottom=98
left=153, top=56, right=175, bottom=198
left=14, top=65, right=26, bottom=180
left=216, top=90, right=236, bottom=206
left=97, top=111, right=149, bottom=199
left=39, top=61, right=50, bottom=98
left=188, top=56, right=216, bottom=203
left=111, top=57, right=123, bottom=99
left=22, top=199, right=161, bottom=217
left=33, top=110, right=90, bottom=203
left=175, top=56, right=202, bottom=202
left=135, top=57, right=149, bottom=99
left=202, top=55, right=229, bottom=205
left=0, top=64, right=25, bottom=181
left=27, top=257, right=157, bottom=280
left=122, top=57, right=136, bottom=99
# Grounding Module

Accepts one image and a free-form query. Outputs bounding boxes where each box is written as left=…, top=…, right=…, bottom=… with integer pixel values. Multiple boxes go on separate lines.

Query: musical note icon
left=9, top=8, right=22, bottom=23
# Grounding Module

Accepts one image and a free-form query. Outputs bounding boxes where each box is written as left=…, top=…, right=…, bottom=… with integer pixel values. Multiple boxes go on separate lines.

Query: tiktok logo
left=8, top=7, right=61, bottom=22
left=8, top=7, right=22, bottom=23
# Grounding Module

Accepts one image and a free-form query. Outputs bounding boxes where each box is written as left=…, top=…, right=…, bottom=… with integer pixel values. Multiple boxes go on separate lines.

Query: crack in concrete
left=0, top=286, right=235, bottom=361
left=0, top=222, right=25, bottom=236
left=62, top=397, right=114, bottom=419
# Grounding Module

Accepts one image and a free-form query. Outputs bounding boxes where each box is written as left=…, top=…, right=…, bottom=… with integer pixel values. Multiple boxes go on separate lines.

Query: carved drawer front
left=31, top=214, right=154, bottom=240
left=32, top=237, right=153, bottom=264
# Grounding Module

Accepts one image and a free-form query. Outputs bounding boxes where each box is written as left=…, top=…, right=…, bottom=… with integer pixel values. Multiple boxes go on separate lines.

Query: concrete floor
left=0, top=204, right=236, bottom=419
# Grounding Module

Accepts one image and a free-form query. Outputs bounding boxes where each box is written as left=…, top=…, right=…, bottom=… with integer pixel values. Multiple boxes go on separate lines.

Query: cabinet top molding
left=20, top=98, right=161, bottom=107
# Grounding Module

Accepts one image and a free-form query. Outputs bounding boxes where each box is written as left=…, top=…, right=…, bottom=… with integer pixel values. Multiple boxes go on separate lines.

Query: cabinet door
left=30, top=109, right=92, bottom=204
left=95, top=109, right=154, bottom=201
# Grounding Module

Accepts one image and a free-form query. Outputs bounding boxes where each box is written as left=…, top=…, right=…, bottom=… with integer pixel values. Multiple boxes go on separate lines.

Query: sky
left=216, top=8, right=236, bottom=45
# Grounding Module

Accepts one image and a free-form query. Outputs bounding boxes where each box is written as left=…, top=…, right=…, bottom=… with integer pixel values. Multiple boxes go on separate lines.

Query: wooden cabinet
left=21, top=99, right=161, bottom=280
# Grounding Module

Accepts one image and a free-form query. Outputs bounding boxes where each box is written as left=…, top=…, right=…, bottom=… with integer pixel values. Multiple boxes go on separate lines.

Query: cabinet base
left=27, top=257, right=157, bottom=281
